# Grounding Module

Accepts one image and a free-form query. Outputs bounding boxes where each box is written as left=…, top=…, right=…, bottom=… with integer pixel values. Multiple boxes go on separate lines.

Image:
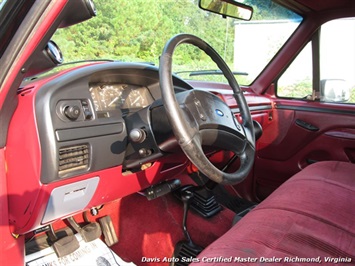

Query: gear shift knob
left=181, top=190, right=194, bottom=203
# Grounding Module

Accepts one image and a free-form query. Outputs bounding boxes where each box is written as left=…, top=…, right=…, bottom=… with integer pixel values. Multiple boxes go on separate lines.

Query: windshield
left=52, top=0, right=302, bottom=85
left=0, top=1, right=6, bottom=10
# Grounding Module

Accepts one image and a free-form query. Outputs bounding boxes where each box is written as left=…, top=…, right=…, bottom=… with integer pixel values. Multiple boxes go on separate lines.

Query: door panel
left=254, top=98, right=355, bottom=200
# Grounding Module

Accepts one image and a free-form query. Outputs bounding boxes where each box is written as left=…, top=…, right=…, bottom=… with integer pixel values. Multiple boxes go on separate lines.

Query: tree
left=52, top=0, right=236, bottom=78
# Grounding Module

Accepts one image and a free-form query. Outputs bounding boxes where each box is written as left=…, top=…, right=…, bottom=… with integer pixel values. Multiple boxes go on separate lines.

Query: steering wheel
left=159, top=34, right=255, bottom=184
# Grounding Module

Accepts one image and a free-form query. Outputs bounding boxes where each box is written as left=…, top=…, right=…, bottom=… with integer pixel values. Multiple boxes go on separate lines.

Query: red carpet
left=111, top=190, right=235, bottom=265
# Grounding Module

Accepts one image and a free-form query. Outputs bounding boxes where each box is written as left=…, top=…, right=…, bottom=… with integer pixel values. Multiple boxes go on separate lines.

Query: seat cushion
left=194, top=161, right=355, bottom=264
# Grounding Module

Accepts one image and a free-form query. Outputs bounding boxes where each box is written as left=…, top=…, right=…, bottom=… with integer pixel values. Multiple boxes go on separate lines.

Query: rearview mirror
left=199, top=0, right=253, bottom=21
left=321, top=79, right=350, bottom=102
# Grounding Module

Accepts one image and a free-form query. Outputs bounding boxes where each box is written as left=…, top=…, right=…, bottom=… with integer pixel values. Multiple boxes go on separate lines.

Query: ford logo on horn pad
left=215, top=109, right=224, bottom=117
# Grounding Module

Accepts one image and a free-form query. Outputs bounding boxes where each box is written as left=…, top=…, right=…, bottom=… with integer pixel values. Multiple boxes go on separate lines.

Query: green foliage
left=279, top=80, right=355, bottom=105
left=52, top=0, right=236, bottom=71
left=348, top=87, right=355, bottom=103
left=245, top=0, right=301, bottom=21
left=51, top=0, right=302, bottom=85
left=278, top=77, right=312, bottom=99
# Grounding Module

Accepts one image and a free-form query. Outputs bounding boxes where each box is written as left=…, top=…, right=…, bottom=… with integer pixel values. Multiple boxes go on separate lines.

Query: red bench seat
left=194, top=161, right=355, bottom=264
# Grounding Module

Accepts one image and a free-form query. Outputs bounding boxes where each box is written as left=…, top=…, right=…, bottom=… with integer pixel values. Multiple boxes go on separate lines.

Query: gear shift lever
left=181, top=190, right=194, bottom=244
left=172, top=189, right=203, bottom=264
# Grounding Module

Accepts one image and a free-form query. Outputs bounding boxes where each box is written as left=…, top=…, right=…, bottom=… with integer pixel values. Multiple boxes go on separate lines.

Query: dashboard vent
left=58, top=144, right=90, bottom=175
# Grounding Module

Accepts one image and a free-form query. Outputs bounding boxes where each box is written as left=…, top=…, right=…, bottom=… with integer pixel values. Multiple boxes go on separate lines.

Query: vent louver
left=58, top=144, right=90, bottom=175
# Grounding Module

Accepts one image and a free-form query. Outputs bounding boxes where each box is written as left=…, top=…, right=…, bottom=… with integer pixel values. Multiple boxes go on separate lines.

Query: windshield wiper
left=176, top=70, right=248, bottom=77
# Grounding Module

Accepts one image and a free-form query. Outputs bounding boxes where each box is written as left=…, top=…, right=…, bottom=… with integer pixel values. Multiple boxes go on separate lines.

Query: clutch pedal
left=52, top=235, right=80, bottom=258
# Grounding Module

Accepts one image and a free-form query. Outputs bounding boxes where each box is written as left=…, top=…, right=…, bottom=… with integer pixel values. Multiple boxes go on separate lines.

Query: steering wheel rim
left=159, top=34, right=255, bottom=184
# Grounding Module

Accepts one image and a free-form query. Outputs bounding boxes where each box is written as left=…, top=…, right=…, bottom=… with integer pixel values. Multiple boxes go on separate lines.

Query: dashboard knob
left=139, top=148, right=152, bottom=157
left=129, top=128, right=146, bottom=143
left=64, top=105, right=81, bottom=120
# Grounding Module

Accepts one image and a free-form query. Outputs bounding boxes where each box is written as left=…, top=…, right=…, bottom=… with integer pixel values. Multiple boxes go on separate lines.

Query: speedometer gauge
left=99, top=84, right=125, bottom=110
left=89, top=84, right=127, bottom=111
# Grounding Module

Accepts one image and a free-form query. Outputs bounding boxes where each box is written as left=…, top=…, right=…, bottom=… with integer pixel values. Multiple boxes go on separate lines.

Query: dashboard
left=6, top=62, right=195, bottom=234
left=6, top=61, right=271, bottom=234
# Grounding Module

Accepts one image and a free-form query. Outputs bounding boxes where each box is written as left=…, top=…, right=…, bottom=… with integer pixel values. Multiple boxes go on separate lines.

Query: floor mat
left=26, top=234, right=135, bottom=266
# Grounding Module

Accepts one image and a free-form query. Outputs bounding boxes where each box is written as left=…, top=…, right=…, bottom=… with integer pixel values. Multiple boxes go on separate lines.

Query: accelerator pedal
left=99, top=215, right=119, bottom=246
left=175, top=185, right=221, bottom=218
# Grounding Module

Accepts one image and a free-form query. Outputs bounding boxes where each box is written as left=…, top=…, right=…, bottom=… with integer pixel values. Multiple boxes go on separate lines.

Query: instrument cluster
left=89, top=83, right=154, bottom=112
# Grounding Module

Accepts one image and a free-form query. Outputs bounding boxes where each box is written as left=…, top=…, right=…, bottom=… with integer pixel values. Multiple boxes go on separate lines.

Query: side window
left=320, top=18, right=355, bottom=103
left=278, top=42, right=312, bottom=99
left=277, top=18, right=355, bottom=104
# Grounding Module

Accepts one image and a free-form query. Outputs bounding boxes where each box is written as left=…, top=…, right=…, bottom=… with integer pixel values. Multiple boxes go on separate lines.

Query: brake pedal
left=80, top=222, right=102, bottom=242
left=67, top=216, right=102, bottom=242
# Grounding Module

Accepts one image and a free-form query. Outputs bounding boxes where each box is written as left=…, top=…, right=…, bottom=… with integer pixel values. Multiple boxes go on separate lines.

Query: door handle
left=295, top=119, right=319, bottom=131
